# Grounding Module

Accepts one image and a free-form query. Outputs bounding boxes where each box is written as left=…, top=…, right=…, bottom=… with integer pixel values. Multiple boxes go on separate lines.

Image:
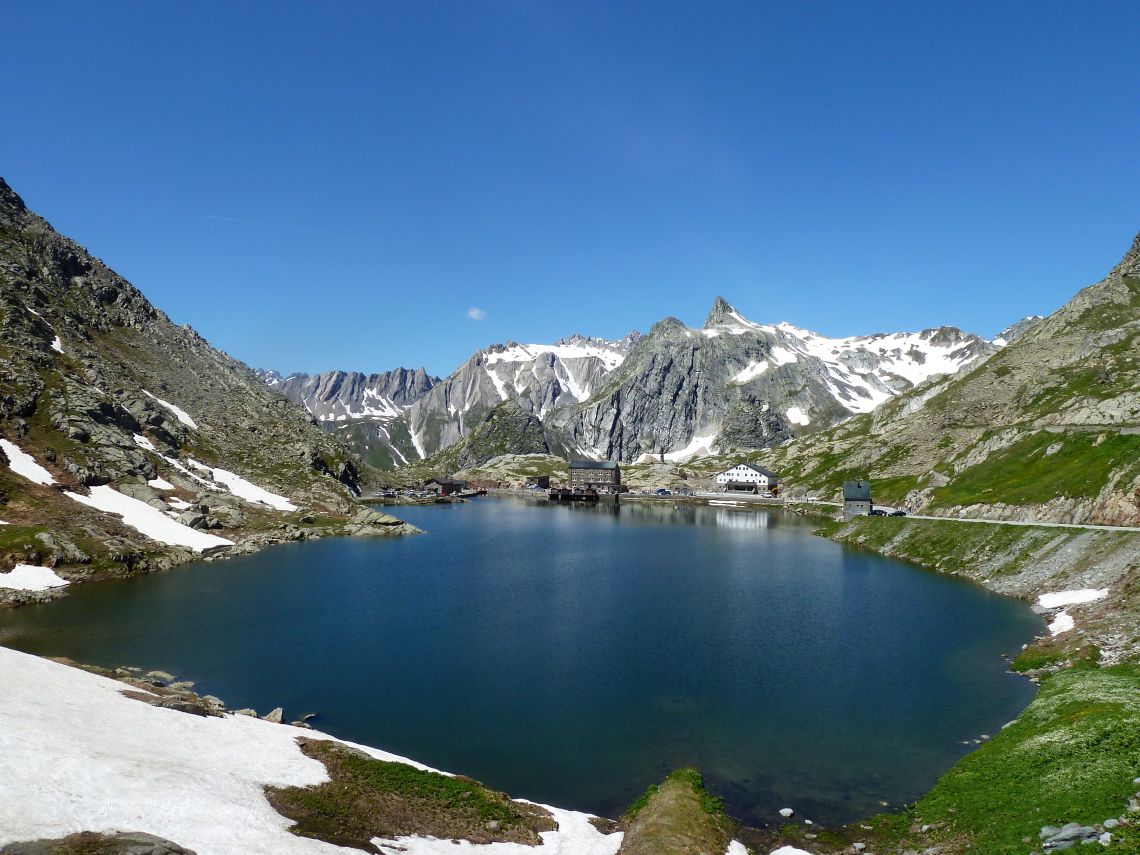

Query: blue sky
left=2, top=1, right=1137, bottom=377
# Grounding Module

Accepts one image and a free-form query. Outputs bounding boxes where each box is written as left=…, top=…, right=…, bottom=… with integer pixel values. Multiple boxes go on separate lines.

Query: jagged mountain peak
left=704, top=296, right=739, bottom=327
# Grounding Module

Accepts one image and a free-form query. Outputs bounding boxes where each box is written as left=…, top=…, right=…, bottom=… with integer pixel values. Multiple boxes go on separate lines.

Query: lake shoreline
left=2, top=499, right=1132, bottom=854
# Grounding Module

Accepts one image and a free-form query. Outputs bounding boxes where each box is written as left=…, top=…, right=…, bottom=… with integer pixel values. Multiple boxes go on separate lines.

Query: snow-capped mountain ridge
left=259, top=297, right=1007, bottom=469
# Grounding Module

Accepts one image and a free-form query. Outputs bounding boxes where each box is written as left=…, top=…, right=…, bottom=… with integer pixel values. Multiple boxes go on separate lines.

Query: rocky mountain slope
left=257, top=367, right=439, bottom=470
left=559, top=297, right=1001, bottom=464
left=750, top=233, right=1140, bottom=525
left=402, top=333, right=640, bottom=460
left=305, top=299, right=1003, bottom=473
left=0, top=178, right=414, bottom=603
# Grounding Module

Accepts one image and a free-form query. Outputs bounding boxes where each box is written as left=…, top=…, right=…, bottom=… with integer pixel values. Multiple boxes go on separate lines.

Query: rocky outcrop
left=757, top=231, right=1140, bottom=526
left=0, top=177, right=414, bottom=595
left=262, top=367, right=438, bottom=422
left=562, top=298, right=996, bottom=463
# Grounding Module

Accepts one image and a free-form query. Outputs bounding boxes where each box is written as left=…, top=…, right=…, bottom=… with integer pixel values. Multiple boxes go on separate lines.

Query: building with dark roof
left=715, top=462, right=779, bottom=493
left=843, top=480, right=872, bottom=518
left=568, top=460, right=621, bottom=489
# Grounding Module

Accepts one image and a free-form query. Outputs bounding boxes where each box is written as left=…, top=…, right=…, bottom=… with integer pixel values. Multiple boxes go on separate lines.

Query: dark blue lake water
left=0, top=498, right=1040, bottom=826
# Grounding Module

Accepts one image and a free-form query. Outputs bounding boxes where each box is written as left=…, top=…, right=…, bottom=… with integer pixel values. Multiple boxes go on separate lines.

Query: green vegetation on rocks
left=618, top=768, right=735, bottom=855
left=266, top=739, right=556, bottom=851
left=783, top=666, right=1140, bottom=855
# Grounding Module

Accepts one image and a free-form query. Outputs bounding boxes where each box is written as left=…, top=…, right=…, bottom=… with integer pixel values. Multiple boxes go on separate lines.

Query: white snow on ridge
left=143, top=391, right=199, bottom=429
left=0, top=564, right=69, bottom=591
left=65, top=486, right=233, bottom=552
left=0, top=439, right=56, bottom=486
left=0, top=646, right=623, bottom=855
left=483, top=342, right=626, bottom=372
left=1038, top=589, right=1108, bottom=608
left=186, top=460, right=298, bottom=512
left=50, top=335, right=63, bottom=354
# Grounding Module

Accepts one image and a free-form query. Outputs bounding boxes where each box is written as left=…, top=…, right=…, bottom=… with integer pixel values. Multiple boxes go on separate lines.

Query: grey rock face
left=0, top=177, right=388, bottom=592
left=264, top=367, right=438, bottom=421
left=563, top=298, right=996, bottom=463
left=401, top=333, right=639, bottom=461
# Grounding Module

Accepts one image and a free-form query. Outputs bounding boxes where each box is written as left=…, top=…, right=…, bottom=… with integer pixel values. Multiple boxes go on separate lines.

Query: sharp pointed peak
left=704, top=296, right=737, bottom=327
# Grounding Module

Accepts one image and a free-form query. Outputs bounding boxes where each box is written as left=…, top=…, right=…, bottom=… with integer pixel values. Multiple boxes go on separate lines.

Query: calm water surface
left=0, top=498, right=1040, bottom=826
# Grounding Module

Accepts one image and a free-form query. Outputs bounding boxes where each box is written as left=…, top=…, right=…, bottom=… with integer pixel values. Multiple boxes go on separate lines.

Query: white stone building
left=715, top=463, right=779, bottom=493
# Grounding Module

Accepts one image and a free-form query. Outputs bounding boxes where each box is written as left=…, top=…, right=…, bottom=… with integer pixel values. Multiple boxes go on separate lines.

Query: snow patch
left=785, top=406, right=810, bottom=426
left=663, top=432, right=719, bottom=462
left=148, top=477, right=176, bottom=491
left=133, top=434, right=157, bottom=452
left=725, top=843, right=749, bottom=855
left=0, top=439, right=57, bottom=485
left=0, top=564, right=69, bottom=591
left=486, top=367, right=510, bottom=402
left=733, top=361, right=769, bottom=383
left=1048, top=611, right=1075, bottom=636
left=371, top=804, right=622, bottom=853
left=50, top=335, right=63, bottom=354
left=65, top=486, right=233, bottom=552
left=0, top=646, right=622, bottom=855
left=769, top=346, right=798, bottom=366
left=1038, top=589, right=1108, bottom=608
left=186, top=460, right=298, bottom=511
left=143, top=391, right=199, bottom=429
left=769, top=848, right=814, bottom=855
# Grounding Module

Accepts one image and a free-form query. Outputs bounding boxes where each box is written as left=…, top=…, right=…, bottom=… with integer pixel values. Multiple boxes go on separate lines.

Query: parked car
left=890, top=510, right=908, bottom=517
left=869, top=509, right=888, bottom=516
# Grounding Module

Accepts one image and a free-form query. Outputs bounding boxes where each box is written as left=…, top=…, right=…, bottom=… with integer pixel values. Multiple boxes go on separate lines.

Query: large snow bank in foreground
left=0, top=646, right=622, bottom=855
left=0, top=564, right=69, bottom=591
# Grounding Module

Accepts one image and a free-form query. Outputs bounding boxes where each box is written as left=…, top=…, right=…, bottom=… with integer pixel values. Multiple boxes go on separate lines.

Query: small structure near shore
left=425, top=477, right=466, bottom=497
left=715, top=462, right=779, bottom=494
left=843, top=480, right=872, bottom=518
left=568, top=460, right=621, bottom=490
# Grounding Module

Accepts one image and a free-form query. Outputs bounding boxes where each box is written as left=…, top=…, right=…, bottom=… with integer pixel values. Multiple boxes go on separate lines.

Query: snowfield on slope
left=186, top=459, right=298, bottom=511
left=65, top=485, right=234, bottom=552
left=143, top=390, right=199, bottom=429
left=0, top=647, right=623, bottom=855
left=1, top=438, right=57, bottom=485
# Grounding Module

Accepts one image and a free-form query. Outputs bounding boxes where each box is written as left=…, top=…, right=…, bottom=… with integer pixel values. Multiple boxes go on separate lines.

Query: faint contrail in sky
left=205, top=214, right=350, bottom=239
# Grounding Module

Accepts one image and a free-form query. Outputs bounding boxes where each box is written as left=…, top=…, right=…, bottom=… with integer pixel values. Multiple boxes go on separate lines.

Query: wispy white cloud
left=466, top=307, right=487, bottom=321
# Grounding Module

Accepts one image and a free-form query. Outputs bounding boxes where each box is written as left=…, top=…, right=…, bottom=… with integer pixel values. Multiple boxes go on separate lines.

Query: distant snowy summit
left=263, top=297, right=1017, bottom=468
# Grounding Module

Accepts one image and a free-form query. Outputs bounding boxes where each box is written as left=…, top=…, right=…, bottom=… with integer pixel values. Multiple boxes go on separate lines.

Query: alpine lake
left=0, top=497, right=1041, bottom=828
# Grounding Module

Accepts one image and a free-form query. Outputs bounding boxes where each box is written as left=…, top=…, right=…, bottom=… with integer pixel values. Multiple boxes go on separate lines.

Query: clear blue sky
left=3, top=1, right=1137, bottom=378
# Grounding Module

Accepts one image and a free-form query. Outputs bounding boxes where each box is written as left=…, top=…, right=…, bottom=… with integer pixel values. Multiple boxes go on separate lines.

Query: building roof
left=724, top=462, right=778, bottom=478
left=426, top=477, right=466, bottom=487
left=843, top=480, right=871, bottom=501
left=569, top=460, right=619, bottom=470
